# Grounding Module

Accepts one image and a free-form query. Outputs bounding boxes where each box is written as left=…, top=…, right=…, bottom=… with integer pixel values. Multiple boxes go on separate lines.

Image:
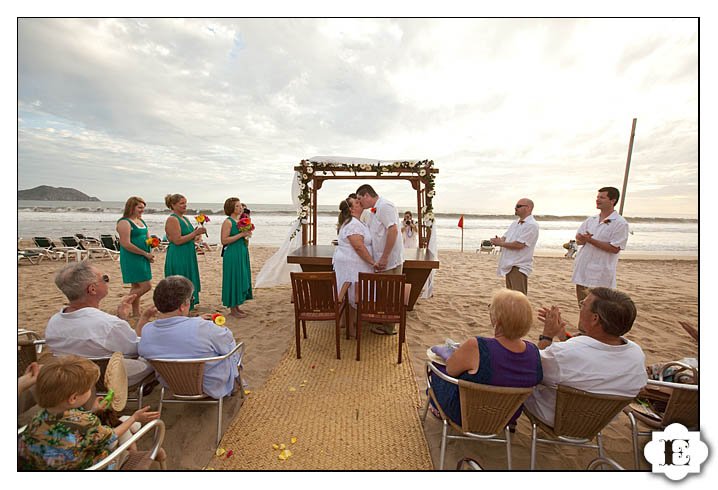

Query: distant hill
left=18, top=185, right=101, bottom=202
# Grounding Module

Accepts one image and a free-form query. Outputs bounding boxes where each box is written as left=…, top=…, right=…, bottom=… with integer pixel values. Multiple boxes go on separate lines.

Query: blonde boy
left=18, top=355, right=160, bottom=470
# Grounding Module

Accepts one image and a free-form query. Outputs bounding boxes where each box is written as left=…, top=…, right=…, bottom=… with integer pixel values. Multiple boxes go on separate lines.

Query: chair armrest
left=659, top=361, right=698, bottom=384
left=403, top=284, right=412, bottom=306
left=646, top=378, right=699, bottom=391
left=426, top=361, right=459, bottom=387
left=85, top=419, right=166, bottom=470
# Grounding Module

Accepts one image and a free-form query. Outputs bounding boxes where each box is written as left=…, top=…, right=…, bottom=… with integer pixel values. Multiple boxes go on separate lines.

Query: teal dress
left=118, top=218, right=151, bottom=284
left=222, top=217, right=253, bottom=308
left=164, top=214, right=201, bottom=311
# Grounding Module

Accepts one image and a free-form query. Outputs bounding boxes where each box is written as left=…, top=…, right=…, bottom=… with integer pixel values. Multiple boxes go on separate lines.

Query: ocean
left=17, top=201, right=698, bottom=256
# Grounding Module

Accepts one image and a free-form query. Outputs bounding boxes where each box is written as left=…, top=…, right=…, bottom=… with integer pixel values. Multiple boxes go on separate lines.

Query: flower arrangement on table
left=237, top=217, right=255, bottom=243
left=195, top=214, right=210, bottom=236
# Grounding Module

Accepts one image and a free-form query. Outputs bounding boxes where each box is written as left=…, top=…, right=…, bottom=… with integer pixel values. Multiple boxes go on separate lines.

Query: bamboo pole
left=619, top=118, right=637, bottom=216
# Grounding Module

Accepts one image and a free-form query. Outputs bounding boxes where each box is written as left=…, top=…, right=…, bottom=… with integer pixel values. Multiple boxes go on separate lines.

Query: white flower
left=419, top=169, right=426, bottom=176
left=422, top=206, right=427, bottom=213
left=409, top=162, right=416, bottom=167
left=300, top=211, right=307, bottom=217
left=299, top=183, right=305, bottom=190
left=393, top=161, right=400, bottom=167
left=307, top=167, right=313, bottom=174
left=428, top=191, right=435, bottom=197
left=302, top=174, right=308, bottom=180
left=425, top=212, right=434, bottom=221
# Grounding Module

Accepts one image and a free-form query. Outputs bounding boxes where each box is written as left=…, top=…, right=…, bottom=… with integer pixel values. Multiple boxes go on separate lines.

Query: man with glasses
left=524, top=287, right=647, bottom=426
left=571, top=186, right=630, bottom=304
left=45, top=261, right=156, bottom=386
left=490, top=198, right=539, bottom=295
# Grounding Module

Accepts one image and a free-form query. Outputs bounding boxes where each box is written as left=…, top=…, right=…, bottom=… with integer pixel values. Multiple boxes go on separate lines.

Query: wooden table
left=287, top=245, right=439, bottom=311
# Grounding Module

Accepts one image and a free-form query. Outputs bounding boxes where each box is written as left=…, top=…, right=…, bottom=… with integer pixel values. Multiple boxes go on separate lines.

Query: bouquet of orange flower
left=237, top=217, right=255, bottom=243
left=146, top=236, right=160, bottom=248
left=195, top=214, right=210, bottom=236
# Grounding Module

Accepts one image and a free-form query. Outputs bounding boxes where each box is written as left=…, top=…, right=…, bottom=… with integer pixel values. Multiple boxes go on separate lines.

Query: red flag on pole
left=458, top=216, right=464, bottom=228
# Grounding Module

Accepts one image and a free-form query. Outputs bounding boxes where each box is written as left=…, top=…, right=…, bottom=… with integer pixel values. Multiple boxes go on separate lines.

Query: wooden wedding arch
left=293, top=158, right=439, bottom=247
left=287, top=158, right=440, bottom=311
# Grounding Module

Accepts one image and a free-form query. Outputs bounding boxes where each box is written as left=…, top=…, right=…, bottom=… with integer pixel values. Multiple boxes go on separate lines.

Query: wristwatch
left=538, top=335, right=553, bottom=342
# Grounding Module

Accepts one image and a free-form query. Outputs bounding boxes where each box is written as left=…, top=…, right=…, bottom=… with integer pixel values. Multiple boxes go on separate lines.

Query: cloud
left=18, top=18, right=697, bottom=216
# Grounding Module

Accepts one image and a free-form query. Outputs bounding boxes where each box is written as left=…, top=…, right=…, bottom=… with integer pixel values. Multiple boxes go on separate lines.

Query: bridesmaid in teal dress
left=116, top=196, right=155, bottom=317
left=163, top=193, right=206, bottom=311
left=221, top=197, right=253, bottom=317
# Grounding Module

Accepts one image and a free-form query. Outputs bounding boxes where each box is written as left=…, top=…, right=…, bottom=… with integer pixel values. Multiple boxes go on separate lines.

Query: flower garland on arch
left=294, top=159, right=436, bottom=230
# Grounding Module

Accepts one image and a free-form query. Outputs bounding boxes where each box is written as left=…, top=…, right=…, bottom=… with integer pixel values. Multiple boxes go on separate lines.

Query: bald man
left=490, top=198, right=539, bottom=295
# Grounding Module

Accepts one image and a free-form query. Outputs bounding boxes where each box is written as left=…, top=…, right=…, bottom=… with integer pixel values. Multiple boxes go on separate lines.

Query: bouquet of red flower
left=146, top=236, right=160, bottom=248
left=237, top=217, right=255, bottom=242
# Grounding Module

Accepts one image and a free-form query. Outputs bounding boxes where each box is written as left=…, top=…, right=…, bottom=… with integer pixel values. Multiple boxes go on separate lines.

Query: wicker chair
left=290, top=272, right=350, bottom=360
left=355, top=272, right=411, bottom=363
left=422, top=362, right=533, bottom=470
left=86, top=419, right=167, bottom=470
left=17, top=330, right=44, bottom=377
left=88, top=356, right=156, bottom=411
left=623, top=376, right=698, bottom=469
left=523, top=385, right=634, bottom=470
left=146, top=342, right=244, bottom=447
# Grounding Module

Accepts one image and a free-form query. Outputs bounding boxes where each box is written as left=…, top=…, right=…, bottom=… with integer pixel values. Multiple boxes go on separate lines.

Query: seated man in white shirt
left=45, top=261, right=156, bottom=387
left=523, top=287, right=647, bottom=426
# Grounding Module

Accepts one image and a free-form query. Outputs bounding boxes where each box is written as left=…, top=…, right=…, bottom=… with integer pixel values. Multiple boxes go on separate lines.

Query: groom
left=356, top=184, right=404, bottom=335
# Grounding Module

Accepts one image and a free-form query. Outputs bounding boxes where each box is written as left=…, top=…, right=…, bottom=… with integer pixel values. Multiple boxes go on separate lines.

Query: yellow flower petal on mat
left=279, top=443, right=286, bottom=450
left=289, top=387, right=296, bottom=392
left=205, top=467, right=215, bottom=470
left=215, top=448, right=226, bottom=457
left=272, top=444, right=279, bottom=450
left=244, top=390, right=251, bottom=395
left=329, top=368, right=335, bottom=373
left=278, top=449, right=292, bottom=460
left=291, top=437, right=297, bottom=444
left=303, top=380, right=308, bottom=383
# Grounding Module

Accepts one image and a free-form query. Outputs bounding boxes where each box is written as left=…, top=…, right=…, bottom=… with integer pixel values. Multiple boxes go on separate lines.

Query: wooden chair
left=623, top=377, right=698, bottom=469
left=523, top=385, right=634, bottom=470
left=355, top=272, right=411, bottom=363
left=146, top=342, right=244, bottom=447
left=422, top=362, right=533, bottom=470
left=85, top=419, right=167, bottom=470
left=290, top=271, right=349, bottom=360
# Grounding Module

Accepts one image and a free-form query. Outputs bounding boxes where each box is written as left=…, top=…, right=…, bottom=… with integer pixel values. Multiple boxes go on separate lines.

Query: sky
left=17, top=17, right=699, bottom=218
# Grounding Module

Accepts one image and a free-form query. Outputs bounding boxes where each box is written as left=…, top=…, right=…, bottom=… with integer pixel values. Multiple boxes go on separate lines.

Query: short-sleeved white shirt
left=571, top=211, right=629, bottom=288
left=523, top=335, right=647, bottom=426
left=366, top=197, right=404, bottom=271
left=497, top=215, right=539, bottom=277
left=46, top=307, right=140, bottom=357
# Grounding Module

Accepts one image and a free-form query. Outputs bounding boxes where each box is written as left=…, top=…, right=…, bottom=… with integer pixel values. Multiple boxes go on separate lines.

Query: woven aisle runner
left=208, top=322, right=433, bottom=470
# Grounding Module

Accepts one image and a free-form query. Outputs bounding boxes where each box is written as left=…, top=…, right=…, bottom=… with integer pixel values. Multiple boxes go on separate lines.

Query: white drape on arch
left=253, top=172, right=302, bottom=288
left=419, top=222, right=437, bottom=299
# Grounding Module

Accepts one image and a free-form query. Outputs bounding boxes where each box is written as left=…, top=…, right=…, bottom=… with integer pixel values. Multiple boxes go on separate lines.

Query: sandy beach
left=17, top=243, right=698, bottom=470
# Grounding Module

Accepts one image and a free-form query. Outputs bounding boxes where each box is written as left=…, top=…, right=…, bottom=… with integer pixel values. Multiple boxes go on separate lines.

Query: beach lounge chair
left=99, top=234, right=122, bottom=260
left=290, top=271, right=350, bottom=360
left=623, top=370, right=698, bottom=469
left=146, top=341, right=245, bottom=447
left=422, top=362, right=533, bottom=470
left=75, top=233, right=103, bottom=248
left=355, top=272, right=411, bottom=363
left=88, top=356, right=157, bottom=411
left=30, top=236, right=64, bottom=260
left=18, top=249, right=44, bottom=265
left=60, top=236, right=97, bottom=261
left=523, top=385, right=634, bottom=470
left=86, top=419, right=167, bottom=470
left=476, top=240, right=495, bottom=254
left=64, top=235, right=117, bottom=261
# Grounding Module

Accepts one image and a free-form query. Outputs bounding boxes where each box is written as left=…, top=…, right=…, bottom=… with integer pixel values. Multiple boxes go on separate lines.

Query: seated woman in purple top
left=138, top=276, right=241, bottom=399
left=430, top=289, right=543, bottom=426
